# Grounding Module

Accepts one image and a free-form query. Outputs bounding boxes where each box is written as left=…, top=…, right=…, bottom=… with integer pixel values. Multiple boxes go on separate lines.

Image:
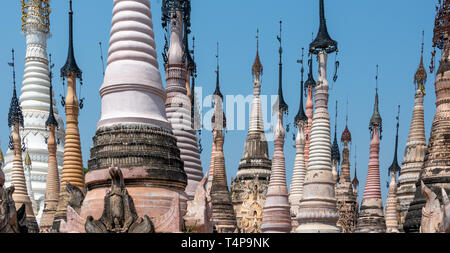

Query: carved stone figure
left=184, top=174, right=213, bottom=233
left=420, top=181, right=444, bottom=233
left=66, top=181, right=85, bottom=215
left=0, top=186, right=28, bottom=233
left=85, top=166, right=154, bottom=233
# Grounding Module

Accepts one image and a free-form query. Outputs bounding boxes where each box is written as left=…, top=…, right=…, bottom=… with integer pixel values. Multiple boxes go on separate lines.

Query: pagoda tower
left=404, top=0, right=450, bottom=233
left=331, top=101, right=340, bottom=186
left=3, top=0, right=65, bottom=212
left=52, top=0, right=85, bottom=231
left=304, top=54, right=316, bottom=169
left=385, top=106, right=401, bottom=233
left=289, top=48, right=308, bottom=229
left=39, top=64, right=60, bottom=233
left=210, top=44, right=238, bottom=233
left=355, top=68, right=386, bottom=233
left=336, top=112, right=358, bottom=232
left=261, top=21, right=291, bottom=233
left=296, top=0, right=340, bottom=233
left=231, top=31, right=271, bottom=233
left=397, top=33, right=428, bottom=229
left=82, top=0, right=187, bottom=233
left=162, top=0, right=203, bottom=200
left=7, top=49, right=39, bottom=233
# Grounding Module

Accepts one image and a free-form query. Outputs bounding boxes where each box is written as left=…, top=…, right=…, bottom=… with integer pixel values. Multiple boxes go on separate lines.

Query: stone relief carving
left=184, top=174, right=213, bottom=233
left=85, top=166, right=154, bottom=233
left=420, top=181, right=444, bottom=233
left=0, top=186, right=28, bottom=233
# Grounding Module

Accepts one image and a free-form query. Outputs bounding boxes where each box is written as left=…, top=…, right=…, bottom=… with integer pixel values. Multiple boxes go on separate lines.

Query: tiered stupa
left=296, top=0, right=340, bottom=233
left=7, top=49, right=39, bottom=233
left=289, top=49, right=308, bottom=230
left=231, top=31, right=271, bottom=233
left=162, top=0, right=203, bottom=200
left=3, top=0, right=65, bottom=216
left=210, top=45, right=238, bottom=233
left=39, top=65, right=60, bottom=233
left=355, top=68, right=386, bottom=233
left=261, top=21, right=292, bottom=233
left=397, top=32, right=428, bottom=229
left=52, top=1, right=85, bottom=231
left=331, top=101, right=340, bottom=186
left=336, top=114, right=358, bottom=232
left=404, top=0, right=450, bottom=233
left=82, top=0, right=187, bottom=233
left=304, top=55, right=315, bottom=169
left=385, top=106, right=401, bottom=233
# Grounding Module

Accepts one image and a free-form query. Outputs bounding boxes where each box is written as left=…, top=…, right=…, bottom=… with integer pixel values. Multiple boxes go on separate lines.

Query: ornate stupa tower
left=355, top=67, right=386, bottom=233
left=39, top=62, right=60, bottom=233
left=331, top=101, right=340, bottom=186
left=295, top=0, right=340, bottom=233
left=261, top=21, right=292, bottom=233
left=304, top=55, right=316, bottom=169
left=3, top=0, right=65, bottom=213
left=82, top=0, right=187, bottom=233
left=336, top=111, right=358, bottom=232
left=397, top=32, right=428, bottom=229
left=289, top=48, right=308, bottom=230
left=385, top=106, right=401, bottom=233
left=52, top=0, right=85, bottom=231
left=404, top=0, right=450, bottom=233
left=231, top=31, right=271, bottom=233
left=162, top=0, right=203, bottom=200
left=7, top=49, right=39, bottom=233
left=210, top=44, right=238, bottom=233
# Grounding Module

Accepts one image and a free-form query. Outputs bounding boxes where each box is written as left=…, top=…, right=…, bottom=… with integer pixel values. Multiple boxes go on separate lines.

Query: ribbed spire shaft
left=385, top=171, right=399, bottom=233
left=304, top=56, right=315, bottom=169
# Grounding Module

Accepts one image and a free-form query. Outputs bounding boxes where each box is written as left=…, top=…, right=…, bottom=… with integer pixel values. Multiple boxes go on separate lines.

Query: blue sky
left=0, top=0, right=441, bottom=205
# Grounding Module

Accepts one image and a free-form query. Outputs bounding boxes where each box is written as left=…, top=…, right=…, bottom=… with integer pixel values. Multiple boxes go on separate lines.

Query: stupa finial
left=331, top=100, right=340, bottom=163
left=60, top=0, right=82, bottom=80
left=252, top=29, right=263, bottom=79
left=46, top=54, right=58, bottom=128
left=309, top=0, right=338, bottom=54
left=277, top=20, right=288, bottom=114
left=414, top=31, right=427, bottom=93
left=213, top=42, right=223, bottom=99
left=369, top=65, right=382, bottom=138
left=388, top=105, right=401, bottom=175
left=295, top=47, right=307, bottom=126
left=8, top=49, right=24, bottom=128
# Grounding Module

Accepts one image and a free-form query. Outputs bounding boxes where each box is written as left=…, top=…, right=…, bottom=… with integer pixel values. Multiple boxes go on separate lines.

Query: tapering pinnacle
left=388, top=105, right=401, bottom=174
left=309, top=0, right=338, bottom=54
left=295, top=48, right=307, bottom=126
left=60, top=0, right=82, bottom=79
left=277, top=20, right=288, bottom=114
left=331, top=100, right=340, bottom=164
left=369, top=65, right=382, bottom=136
left=252, top=29, right=263, bottom=78
left=415, top=31, right=427, bottom=92
left=46, top=54, right=58, bottom=128
left=8, top=49, right=24, bottom=128
left=213, top=42, right=223, bottom=99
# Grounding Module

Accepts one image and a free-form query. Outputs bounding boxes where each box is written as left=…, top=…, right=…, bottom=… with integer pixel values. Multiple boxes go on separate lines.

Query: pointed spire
left=388, top=105, right=401, bottom=174
left=309, top=0, right=338, bottom=54
left=331, top=100, right=340, bottom=163
left=414, top=31, right=427, bottom=92
left=304, top=54, right=316, bottom=89
left=295, top=48, right=307, bottom=126
left=369, top=65, right=382, bottom=137
left=341, top=98, right=351, bottom=142
left=0, top=145, right=4, bottom=164
left=277, top=20, right=288, bottom=114
left=352, top=145, right=359, bottom=188
left=8, top=49, right=24, bottom=128
left=213, top=42, right=223, bottom=99
left=252, top=29, right=263, bottom=79
left=60, top=0, right=82, bottom=79
left=25, top=151, right=32, bottom=166
left=46, top=54, right=58, bottom=128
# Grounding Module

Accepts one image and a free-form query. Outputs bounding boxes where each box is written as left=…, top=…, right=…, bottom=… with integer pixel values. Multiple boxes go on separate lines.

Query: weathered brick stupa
left=404, top=0, right=450, bottom=233
left=7, top=49, right=39, bottom=233
left=304, top=54, right=316, bottom=169
left=210, top=46, right=238, bottom=233
left=336, top=113, right=358, bottom=232
left=162, top=0, right=203, bottom=200
left=231, top=32, right=271, bottom=233
left=52, top=0, right=85, bottom=231
left=385, top=106, right=401, bottom=233
left=261, top=21, right=292, bottom=233
left=397, top=32, right=428, bottom=229
left=296, top=0, right=340, bottom=233
left=39, top=65, right=60, bottom=233
left=3, top=0, right=65, bottom=218
left=289, top=49, right=308, bottom=230
left=355, top=70, right=386, bottom=233
left=82, top=0, right=187, bottom=233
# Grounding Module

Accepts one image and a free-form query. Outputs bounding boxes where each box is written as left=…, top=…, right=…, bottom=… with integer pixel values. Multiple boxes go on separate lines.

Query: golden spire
left=414, top=31, right=427, bottom=94
left=25, top=151, right=32, bottom=166
left=252, top=29, right=263, bottom=78
left=21, top=0, right=51, bottom=34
